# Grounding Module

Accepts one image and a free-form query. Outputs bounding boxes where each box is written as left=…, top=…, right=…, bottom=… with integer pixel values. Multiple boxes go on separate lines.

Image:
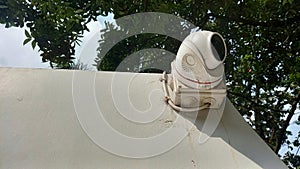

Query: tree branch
left=274, top=91, right=300, bottom=153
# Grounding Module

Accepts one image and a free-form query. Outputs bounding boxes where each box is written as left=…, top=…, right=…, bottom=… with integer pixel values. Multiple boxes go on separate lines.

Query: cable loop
left=161, top=71, right=210, bottom=112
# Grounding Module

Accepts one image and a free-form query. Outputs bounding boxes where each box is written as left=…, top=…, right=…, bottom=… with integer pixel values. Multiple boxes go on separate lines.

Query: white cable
left=160, top=71, right=210, bottom=112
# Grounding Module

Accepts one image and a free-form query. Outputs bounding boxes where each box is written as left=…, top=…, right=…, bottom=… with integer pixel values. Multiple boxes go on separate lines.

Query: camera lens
left=211, top=34, right=226, bottom=61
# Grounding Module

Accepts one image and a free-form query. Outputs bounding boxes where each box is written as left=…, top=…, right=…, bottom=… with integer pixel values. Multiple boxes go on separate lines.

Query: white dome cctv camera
left=172, top=31, right=227, bottom=89
left=161, top=30, right=227, bottom=110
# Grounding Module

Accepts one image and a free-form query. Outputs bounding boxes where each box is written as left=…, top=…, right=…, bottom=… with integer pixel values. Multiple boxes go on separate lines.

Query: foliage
left=95, top=15, right=188, bottom=72
left=70, top=59, right=91, bottom=70
left=1, top=0, right=300, bottom=168
left=0, top=0, right=111, bottom=68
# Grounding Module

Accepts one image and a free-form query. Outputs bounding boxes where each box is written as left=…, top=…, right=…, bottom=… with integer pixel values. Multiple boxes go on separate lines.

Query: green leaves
left=23, top=29, right=37, bottom=49
left=23, top=29, right=32, bottom=45
left=31, top=40, right=37, bottom=49
left=283, top=0, right=294, bottom=5
left=25, top=29, right=30, bottom=38
left=23, top=38, right=31, bottom=45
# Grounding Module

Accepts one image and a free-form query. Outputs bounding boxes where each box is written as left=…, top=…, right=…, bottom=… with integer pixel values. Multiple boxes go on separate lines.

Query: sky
left=0, top=13, right=299, bottom=156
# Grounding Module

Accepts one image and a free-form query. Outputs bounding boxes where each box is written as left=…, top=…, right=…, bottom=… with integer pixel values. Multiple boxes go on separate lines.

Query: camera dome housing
left=164, top=30, right=227, bottom=109
left=172, top=31, right=227, bottom=89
